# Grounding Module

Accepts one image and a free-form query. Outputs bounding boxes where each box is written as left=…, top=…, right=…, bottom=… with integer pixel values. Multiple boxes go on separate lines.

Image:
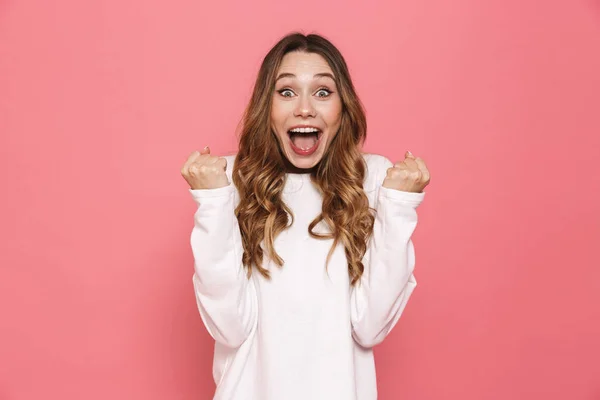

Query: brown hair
left=232, top=32, right=374, bottom=286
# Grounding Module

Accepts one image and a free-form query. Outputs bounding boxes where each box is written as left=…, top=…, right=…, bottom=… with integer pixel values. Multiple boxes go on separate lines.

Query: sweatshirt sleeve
left=189, top=183, right=258, bottom=348
left=350, top=156, right=426, bottom=348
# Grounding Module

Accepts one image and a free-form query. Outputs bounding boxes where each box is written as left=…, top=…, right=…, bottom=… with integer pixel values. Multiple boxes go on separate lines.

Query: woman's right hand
left=181, top=146, right=230, bottom=190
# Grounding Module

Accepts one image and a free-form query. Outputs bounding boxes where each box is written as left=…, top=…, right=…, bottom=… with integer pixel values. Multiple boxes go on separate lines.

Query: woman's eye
left=278, top=89, right=294, bottom=97
left=316, top=89, right=332, bottom=97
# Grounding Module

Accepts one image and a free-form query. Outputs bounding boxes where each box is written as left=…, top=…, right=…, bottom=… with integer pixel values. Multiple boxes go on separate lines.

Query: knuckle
left=191, top=164, right=203, bottom=175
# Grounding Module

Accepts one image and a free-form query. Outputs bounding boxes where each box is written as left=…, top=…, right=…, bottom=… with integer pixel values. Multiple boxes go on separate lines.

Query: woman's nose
left=294, top=96, right=316, bottom=117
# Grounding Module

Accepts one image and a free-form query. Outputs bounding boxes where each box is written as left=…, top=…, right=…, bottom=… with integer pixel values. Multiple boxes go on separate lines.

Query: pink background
left=1, top=0, right=599, bottom=399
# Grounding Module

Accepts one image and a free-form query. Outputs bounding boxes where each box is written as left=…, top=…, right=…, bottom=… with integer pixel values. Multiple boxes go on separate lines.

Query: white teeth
left=289, top=127, right=319, bottom=133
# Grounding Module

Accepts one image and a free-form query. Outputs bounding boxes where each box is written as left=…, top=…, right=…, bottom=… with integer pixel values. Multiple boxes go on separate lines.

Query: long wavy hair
left=232, top=32, right=374, bottom=286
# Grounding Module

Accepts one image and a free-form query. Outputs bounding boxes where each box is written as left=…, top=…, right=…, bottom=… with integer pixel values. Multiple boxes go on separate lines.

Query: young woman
left=180, top=32, right=430, bottom=400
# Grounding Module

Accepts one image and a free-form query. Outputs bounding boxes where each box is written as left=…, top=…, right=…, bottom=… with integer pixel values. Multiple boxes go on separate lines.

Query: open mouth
left=287, top=129, right=323, bottom=151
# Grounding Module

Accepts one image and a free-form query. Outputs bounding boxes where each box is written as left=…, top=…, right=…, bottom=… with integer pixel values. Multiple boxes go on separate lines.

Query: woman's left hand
left=382, top=151, right=431, bottom=193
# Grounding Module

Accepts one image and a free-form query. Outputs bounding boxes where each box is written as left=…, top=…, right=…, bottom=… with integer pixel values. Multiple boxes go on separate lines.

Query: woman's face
left=271, top=51, right=343, bottom=172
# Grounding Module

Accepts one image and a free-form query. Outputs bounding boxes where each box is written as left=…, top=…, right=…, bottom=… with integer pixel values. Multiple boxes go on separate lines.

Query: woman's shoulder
left=220, top=153, right=238, bottom=183
left=361, top=152, right=393, bottom=170
left=361, top=152, right=393, bottom=191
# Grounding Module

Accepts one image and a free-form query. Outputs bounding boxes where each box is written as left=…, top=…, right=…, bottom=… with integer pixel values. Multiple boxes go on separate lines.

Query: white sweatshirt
left=188, top=153, right=426, bottom=400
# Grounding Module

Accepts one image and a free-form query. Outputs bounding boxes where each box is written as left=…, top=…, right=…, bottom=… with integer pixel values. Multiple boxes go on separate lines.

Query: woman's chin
left=285, top=147, right=323, bottom=170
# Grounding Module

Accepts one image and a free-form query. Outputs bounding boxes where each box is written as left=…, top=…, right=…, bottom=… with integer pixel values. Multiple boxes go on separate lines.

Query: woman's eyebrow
left=275, top=72, right=336, bottom=82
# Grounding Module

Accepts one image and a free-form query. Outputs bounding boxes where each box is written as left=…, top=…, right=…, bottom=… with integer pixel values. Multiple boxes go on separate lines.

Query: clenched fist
left=382, top=151, right=431, bottom=193
left=181, top=146, right=230, bottom=190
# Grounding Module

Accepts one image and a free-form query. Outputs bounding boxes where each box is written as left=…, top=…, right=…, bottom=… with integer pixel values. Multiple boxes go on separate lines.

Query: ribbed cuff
left=379, top=186, right=426, bottom=208
left=189, top=183, right=234, bottom=200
